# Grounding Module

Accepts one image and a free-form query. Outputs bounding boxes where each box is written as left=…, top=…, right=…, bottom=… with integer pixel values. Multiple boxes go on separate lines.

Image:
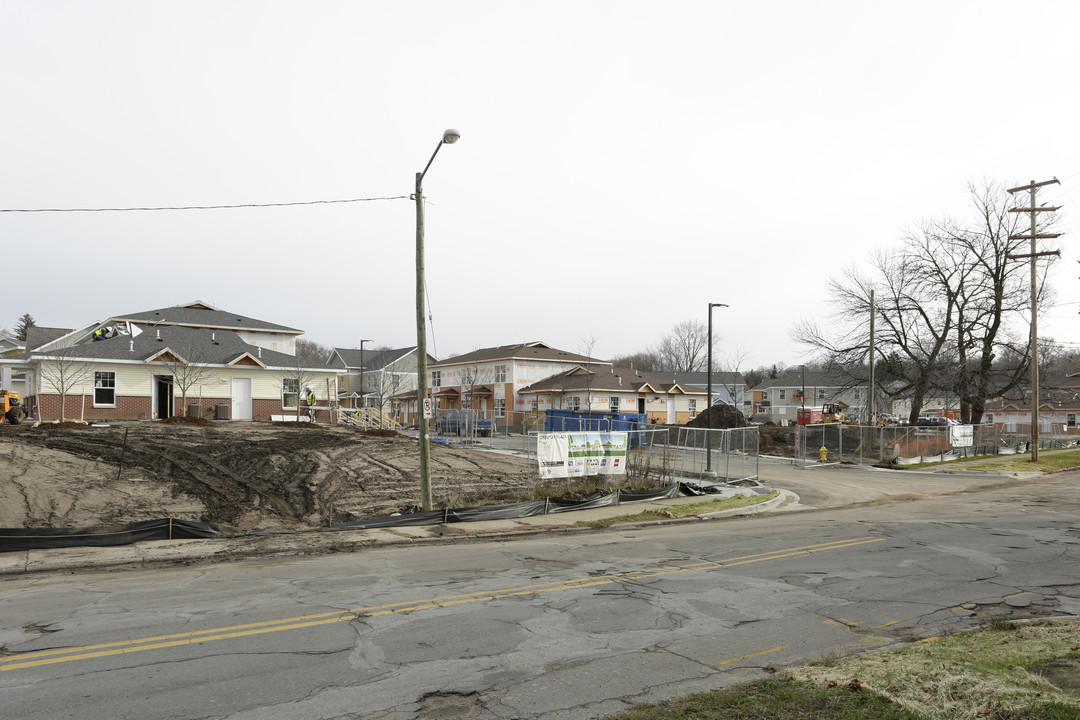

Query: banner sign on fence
left=537, top=432, right=628, bottom=479
left=950, top=424, right=974, bottom=447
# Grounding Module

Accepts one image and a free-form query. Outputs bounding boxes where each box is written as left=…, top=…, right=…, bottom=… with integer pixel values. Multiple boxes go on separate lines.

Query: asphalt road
left=2, top=468, right=1078, bottom=720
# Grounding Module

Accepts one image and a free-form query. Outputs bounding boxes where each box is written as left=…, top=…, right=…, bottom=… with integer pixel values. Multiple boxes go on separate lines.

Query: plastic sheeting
left=0, top=481, right=742, bottom=551
left=332, top=482, right=699, bottom=528
left=0, top=518, right=221, bottom=553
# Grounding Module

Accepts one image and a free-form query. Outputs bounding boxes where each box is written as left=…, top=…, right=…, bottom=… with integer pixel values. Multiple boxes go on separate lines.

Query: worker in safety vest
left=92, top=328, right=104, bottom=341
left=305, top=387, right=317, bottom=422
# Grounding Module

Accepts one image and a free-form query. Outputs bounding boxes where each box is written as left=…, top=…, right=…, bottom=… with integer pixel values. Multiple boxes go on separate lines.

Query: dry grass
left=789, top=618, right=1080, bottom=719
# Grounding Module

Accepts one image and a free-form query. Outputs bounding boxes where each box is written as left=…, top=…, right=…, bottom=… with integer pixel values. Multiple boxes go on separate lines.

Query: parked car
left=915, top=416, right=955, bottom=427
left=434, top=409, right=493, bottom=437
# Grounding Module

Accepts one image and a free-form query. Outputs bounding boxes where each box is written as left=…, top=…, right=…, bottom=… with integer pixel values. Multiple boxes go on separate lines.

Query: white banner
left=950, top=424, right=974, bottom=447
left=537, top=432, right=628, bottom=479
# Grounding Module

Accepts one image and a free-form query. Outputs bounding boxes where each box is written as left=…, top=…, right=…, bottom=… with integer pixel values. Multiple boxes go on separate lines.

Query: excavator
left=1, top=389, right=22, bottom=424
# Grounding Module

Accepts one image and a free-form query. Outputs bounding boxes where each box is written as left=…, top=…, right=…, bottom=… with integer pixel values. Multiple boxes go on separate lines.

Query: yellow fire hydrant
left=819, top=446, right=829, bottom=462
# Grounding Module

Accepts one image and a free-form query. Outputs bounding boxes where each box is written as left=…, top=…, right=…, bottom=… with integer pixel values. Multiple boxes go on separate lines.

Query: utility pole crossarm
left=1008, top=234, right=1063, bottom=240
left=1008, top=251, right=1061, bottom=260
left=1007, top=178, right=1059, bottom=193
left=1008, top=206, right=1061, bottom=213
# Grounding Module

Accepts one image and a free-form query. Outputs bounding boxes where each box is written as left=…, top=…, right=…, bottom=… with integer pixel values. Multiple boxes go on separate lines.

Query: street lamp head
left=710, top=302, right=729, bottom=309
left=442, top=129, right=461, bottom=144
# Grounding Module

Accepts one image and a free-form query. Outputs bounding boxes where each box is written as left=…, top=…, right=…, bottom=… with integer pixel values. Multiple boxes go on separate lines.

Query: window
left=462, top=398, right=471, bottom=409
left=779, top=389, right=786, bottom=400
left=494, top=364, right=507, bottom=383
left=1068, top=414, right=1076, bottom=429
left=94, top=371, right=115, bottom=406
left=531, top=397, right=539, bottom=413
left=568, top=396, right=581, bottom=411
left=984, top=414, right=994, bottom=426
left=431, top=370, right=441, bottom=388
left=282, top=378, right=299, bottom=409
left=495, top=398, right=505, bottom=417
left=609, top=396, right=620, bottom=413
left=818, top=389, right=826, bottom=400
left=688, top=399, right=698, bottom=418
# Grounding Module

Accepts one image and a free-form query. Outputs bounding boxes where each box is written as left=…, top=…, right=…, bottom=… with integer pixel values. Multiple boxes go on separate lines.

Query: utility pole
left=868, top=289, right=875, bottom=425
left=1007, top=178, right=1061, bottom=463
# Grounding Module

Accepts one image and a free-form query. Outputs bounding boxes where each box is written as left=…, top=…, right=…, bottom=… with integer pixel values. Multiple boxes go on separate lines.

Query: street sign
left=422, top=398, right=433, bottom=419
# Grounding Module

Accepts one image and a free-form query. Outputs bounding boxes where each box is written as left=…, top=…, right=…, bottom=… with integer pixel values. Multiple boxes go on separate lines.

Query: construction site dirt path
left=0, top=420, right=533, bottom=533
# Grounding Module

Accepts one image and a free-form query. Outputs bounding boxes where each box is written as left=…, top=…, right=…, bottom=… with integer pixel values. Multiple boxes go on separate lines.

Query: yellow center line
left=0, top=536, right=885, bottom=672
left=719, top=645, right=786, bottom=665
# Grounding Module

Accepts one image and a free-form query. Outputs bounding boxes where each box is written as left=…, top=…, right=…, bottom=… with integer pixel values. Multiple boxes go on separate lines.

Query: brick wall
left=36, top=394, right=153, bottom=422
left=32, top=394, right=319, bottom=422
left=174, top=397, right=230, bottom=419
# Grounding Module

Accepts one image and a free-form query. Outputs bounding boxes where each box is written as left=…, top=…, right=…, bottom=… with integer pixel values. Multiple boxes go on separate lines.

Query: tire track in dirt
left=1, top=422, right=534, bottom=531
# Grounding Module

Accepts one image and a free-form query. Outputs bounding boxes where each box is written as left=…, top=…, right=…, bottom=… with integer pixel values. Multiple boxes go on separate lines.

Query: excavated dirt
left=0, top=421, right=534, bottom=533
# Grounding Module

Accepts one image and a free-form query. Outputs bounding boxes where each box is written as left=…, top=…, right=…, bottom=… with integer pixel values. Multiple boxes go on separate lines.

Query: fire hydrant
left=819, top=446, right=829, bottom=462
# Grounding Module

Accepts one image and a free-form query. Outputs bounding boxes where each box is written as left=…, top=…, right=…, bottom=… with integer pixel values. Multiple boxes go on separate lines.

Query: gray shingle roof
left=29, top=325, right=333, bottom=370
left=431, top=341, right=610, bottom=368
left=109, top=301, right=302, bottom=334
left=25, top=327, right=73, bottom=351
left=329, top=347, right=424, bottom=371
left=518, top=366, right=702, bottom=395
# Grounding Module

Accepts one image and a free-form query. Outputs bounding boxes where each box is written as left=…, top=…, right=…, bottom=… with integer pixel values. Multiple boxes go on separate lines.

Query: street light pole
left=358, top=339, right=372, bottom=410
left=705, top=302, right=728, bottom=474
left=415, top=129, right=460, bottom=512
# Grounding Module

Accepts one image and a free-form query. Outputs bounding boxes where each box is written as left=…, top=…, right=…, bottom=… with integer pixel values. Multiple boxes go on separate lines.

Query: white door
left=666, top=399, right=676, bottom=424
left=231, top=378, right=252, bottom=420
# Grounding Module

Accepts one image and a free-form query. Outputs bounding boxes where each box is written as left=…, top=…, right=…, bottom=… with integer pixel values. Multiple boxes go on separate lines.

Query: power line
left=0, top=195, right=410, bottom=213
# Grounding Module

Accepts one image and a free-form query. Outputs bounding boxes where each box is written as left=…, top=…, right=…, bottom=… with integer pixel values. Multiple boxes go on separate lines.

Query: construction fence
left=443, top=418, right=760, bottom=488
left=793, top=423, right=1080, bottom=468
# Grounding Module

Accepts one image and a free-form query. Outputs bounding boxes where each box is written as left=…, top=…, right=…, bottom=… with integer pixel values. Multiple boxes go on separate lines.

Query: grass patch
left=790, top=618, right=1080, bottom=720
left=900, top=448, right=1080, bottom=473
left=606, top=677, right=927, bottom=719
left=603, top=618, right=1080, bottom=720
left=575, top=491, right=779, bottom=528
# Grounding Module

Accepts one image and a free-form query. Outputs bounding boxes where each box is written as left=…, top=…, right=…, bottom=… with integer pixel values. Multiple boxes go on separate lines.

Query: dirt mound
left=686, top=404, right=748, bottom=429
left=0, top=421, right=532, bottom=533
left=758, top=424, right=795, bottom=456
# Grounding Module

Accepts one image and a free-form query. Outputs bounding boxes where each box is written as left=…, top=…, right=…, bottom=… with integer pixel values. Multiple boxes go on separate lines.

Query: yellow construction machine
left=821, top=403, right=846, bottom=424
left=1, top=389, right=23, bottom=424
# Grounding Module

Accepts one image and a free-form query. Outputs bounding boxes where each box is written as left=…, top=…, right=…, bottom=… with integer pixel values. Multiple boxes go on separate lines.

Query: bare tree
left=366, top=368, right=402, bottom=424
left=295, top=338, right=333, bottom=365
left=793, top=180, right=1057, bottom=424
left=656, top=320, right=711, bottom=373
left=610, top=349, right=661, bottom=372
left=151, top=340, right=213, bottom=417
left=716, top=344, right=752, bottom=415
left=577, top=335, right=600, bottom=412
left=33, top=345, right=94, bottom=422
left=794, top=230, right=965, bottom=424
left=457, top=361, right=492, bottom=411
left=945, top=180, right=1057, bottom=423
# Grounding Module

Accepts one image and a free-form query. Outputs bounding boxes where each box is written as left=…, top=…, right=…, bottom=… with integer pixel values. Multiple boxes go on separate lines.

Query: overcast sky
left=2, top=1, right=1077, bottom=368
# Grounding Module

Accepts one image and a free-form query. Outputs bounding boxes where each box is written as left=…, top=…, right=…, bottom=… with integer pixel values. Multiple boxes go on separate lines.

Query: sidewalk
left=0, top=486, right=794, bottom=576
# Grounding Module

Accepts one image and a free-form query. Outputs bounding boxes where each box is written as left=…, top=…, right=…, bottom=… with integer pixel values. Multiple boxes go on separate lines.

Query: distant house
left=981, top=370, right=1080, bottom=436
left=517, top=366, right=708, bottom=425
left=327, top=346, right=433, bottom=412
left=750, top=370, right=870, bottom=425
left=646, top=370, right=745, bottom=416
left=426, top=341, right=610, bottom=425
left=1, top=302, right=336, bottom=422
